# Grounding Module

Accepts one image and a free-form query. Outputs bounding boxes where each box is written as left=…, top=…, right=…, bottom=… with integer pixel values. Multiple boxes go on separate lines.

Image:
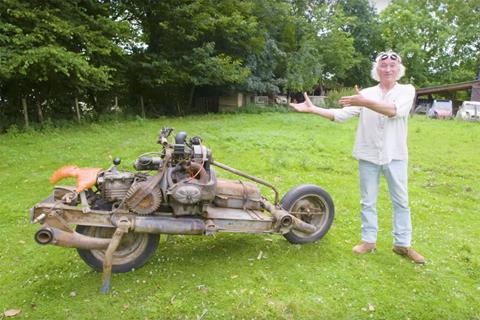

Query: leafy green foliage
left=183, top=43, right=250, bottom=86
left=285, top=37, right=324, bottom=91
left=324, top=87, right=357, bottom=108
left=337, top=0, right=385, bottom=87
left=0, top=0, right=133, bottom=127
left=380, top=0, right=480, bottom=86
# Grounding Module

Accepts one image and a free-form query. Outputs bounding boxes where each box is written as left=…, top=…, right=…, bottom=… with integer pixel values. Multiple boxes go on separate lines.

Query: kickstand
left=101, top=218, right=130, bottom=294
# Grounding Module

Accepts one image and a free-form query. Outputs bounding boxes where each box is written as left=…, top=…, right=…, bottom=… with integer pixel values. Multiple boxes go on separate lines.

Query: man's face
left=376, top=58, right=400, bottom=82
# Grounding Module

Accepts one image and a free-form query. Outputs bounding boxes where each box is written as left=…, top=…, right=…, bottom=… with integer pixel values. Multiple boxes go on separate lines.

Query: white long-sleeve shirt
left=331, top=83, right=416, bottom=165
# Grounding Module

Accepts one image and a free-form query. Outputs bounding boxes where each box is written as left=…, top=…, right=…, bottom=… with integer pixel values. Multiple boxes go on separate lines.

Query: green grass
left=0, top=113, right=479, bottom=319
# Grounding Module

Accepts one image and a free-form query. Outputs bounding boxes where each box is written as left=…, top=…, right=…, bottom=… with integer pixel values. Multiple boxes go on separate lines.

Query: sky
left=369, top=0, right=391, bottom=12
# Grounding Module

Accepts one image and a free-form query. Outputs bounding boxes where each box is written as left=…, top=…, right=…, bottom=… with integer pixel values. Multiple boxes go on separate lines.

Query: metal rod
left=212, top=161, right=279, bottom=205
left=101, top=217, right=130, bottom=294
left=101, top=228, right=125, bottom=294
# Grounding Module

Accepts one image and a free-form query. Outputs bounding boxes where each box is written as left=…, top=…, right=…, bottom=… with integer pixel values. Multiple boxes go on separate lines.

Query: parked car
left=456, top=101, right=480, bottom=121
left=427, top=99, right=453, bottom=119
left=414, top=99, right=432, bottom=114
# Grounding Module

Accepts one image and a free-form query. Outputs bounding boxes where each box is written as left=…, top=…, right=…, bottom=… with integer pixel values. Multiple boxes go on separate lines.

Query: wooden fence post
left=37, top=100, right=44, bottom=126
left=140, top=95, right=145, bottom=118
left=22, top=97, right=29, bottom=129
left=75, top=97, right=81, bottom=123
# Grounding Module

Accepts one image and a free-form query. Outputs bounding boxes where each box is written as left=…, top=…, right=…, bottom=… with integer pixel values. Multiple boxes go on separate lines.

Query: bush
left=324, top=88, right=356, bottom=109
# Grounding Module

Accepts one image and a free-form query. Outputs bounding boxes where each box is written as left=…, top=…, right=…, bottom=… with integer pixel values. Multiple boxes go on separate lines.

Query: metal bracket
left=79, top=191, right=91, bottom=213
left=43, top=209, right=73, bottom=233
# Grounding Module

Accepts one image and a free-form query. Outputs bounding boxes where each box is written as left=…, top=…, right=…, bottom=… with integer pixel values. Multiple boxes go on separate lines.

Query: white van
left=456, top=101, right=480, bottom=121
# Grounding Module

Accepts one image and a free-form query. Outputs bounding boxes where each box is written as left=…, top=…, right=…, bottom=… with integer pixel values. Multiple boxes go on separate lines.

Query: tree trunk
left=89, top=93, right=98, bottom=113
left=22, top=97, right=29, bottom=129
left=176, top=102, right=183, bottom=116
left=75, top=97, right=81, bottom=123
left=37, top=100, right=44, bottom=126
left=114, top=96, right=118, bottom=110
left=140, top=95, right=145, bottom=118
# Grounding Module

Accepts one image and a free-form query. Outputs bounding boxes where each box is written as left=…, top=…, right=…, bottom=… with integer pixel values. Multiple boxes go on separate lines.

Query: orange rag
left=50, top=165, right=102, bottom=193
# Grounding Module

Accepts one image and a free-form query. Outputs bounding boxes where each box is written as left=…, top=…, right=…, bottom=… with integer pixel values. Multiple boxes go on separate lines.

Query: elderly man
left=290, top=50, right=425, bottom=264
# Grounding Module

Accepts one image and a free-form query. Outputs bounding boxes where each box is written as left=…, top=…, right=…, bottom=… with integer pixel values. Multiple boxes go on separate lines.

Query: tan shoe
left=393, top=246, right=426, bottom=264
left=352, top=241, right=376, bottom=254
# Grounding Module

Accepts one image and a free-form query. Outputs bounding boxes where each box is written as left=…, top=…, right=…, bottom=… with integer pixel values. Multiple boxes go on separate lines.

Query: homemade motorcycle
left=30, top=127, right=334, bottom=292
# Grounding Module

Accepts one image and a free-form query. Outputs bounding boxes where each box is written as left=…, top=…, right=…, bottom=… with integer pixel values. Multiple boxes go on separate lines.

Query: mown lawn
left=0, top=112, right=479, bottom=319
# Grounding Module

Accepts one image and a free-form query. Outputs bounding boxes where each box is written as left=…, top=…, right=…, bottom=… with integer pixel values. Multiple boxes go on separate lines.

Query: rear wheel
left=76, top=225, right=159, bottom=273
left=281, top=185, right=334, bottom=244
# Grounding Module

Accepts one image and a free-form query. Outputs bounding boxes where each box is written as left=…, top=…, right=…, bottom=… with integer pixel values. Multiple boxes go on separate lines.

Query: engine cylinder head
left=134, top=157, right=163, bottom=171
left=97, top=171, right=135, bottom=202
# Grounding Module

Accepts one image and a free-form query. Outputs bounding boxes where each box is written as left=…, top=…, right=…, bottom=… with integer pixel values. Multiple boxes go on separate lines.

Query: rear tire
left=76, top=225, right=159, bottom=273
left=281, top=184, right=334, bottom=244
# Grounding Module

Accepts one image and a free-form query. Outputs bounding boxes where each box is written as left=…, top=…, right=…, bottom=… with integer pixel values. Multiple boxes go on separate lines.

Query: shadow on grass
left=21, top=232, right=342, bottom=296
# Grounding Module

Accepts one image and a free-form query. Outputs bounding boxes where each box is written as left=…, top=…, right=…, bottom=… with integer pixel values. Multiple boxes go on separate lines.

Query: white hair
left=370, top=51, right=406, bottom=82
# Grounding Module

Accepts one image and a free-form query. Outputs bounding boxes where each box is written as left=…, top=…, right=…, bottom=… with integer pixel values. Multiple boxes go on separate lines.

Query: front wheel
left=76, top=225, right=159, bottom=273
left=281, top=184, right=335, bottom=244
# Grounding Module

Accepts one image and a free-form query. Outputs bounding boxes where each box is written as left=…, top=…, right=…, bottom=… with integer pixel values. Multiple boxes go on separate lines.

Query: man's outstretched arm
left=339, top=86, right=397, bottom=117
left=289, top=93, right=334, bottom=121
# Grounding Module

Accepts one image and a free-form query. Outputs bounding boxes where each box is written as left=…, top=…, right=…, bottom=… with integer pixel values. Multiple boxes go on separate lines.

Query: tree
left=336, top=0, right=385, bottom=87
left=241, top=0, right=292, bottom=95
left=285, top=37, right=323, bottom=92
left=123, top=0, right=259, bottom=113
left=380, top=0, right=480, bottom=87
left=0, top=0, right=133, bottom=127
left=311, top=4, right=357, bottom=88
left=264, top=1, right=357, bottom=92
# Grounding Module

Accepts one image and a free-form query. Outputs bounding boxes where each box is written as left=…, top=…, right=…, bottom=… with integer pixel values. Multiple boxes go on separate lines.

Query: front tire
left=76, top=225, right=159, bottom=273
left=281, top=185, right=335, bottom=244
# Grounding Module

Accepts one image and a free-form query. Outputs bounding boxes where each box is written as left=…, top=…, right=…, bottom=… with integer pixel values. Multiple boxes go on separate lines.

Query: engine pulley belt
left=127, top=148, right=172, bottom=208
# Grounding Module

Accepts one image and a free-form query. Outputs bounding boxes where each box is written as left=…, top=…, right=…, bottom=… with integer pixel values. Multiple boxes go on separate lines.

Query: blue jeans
left=359, top=159, right=412, bottom=247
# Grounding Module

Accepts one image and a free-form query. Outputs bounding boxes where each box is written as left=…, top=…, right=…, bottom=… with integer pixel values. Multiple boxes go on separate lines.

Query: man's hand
left=289, top=93, right=316, bottom=113
left=339, top=85, right=368, bottom=107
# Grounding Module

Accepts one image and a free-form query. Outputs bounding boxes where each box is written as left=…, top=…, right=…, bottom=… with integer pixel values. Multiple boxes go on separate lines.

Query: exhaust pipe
left=35, top=216, right=206, bottom=250
left=124, top=216, right=206, bottom=235
left=35, top=228, right=54, bottom=245
left=261, top=200, right=317, bottom=234
left=34, top=225, right=111, bottom=250
left=291, top=217, right=317, bottom=234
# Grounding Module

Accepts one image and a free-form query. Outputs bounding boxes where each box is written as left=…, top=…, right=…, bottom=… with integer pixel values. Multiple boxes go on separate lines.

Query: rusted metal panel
left=206, top=206, right=274, bottom=233
left=31, top=201, right=114, bottom=227
left=214, top=178, right=262, bottom=210
left=206, top=206, right=271, bottom=220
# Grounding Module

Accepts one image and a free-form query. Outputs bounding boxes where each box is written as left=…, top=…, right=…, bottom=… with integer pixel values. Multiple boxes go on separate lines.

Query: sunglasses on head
left=378, top=52, right=401, bottom=62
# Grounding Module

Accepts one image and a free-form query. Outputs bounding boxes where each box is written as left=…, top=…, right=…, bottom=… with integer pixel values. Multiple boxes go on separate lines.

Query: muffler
left=112, top=216, right=206, bottom=235
left=34, top=225, right=111, bottom=250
